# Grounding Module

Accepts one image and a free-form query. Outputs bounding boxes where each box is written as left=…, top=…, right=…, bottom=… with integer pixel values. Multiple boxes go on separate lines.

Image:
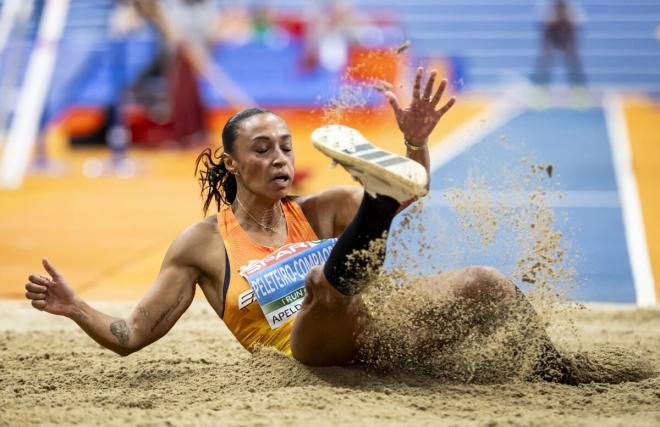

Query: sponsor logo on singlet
left=239, top=239, right=337, bottom=328
left=238, top=289, right=255, bottom=310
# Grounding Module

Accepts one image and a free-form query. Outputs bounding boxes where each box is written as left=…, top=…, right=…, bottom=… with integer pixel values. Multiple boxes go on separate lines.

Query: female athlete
left=24, top=68, right=572, bottom=382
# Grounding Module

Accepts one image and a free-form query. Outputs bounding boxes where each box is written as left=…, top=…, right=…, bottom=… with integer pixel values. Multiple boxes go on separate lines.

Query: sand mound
left=3, top=301, right=659, bottom=426
left=566, top=345, right=656, bottom=385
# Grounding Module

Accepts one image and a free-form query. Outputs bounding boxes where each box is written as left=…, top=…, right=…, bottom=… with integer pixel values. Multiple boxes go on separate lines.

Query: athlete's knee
left=303, top=266, right=324, bottom=296
left=293, top=267, right=361, bottom=366
left=465, top=265, right=505, bottom=282
left=303, top=265, right=342, bottom=307
left=459, top=265, right=516, bottom=301
left=306, top=265, right=325, bottom=285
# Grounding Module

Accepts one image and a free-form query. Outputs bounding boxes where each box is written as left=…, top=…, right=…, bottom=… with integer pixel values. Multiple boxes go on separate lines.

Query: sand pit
left=1, top=300, right=658, bottom=426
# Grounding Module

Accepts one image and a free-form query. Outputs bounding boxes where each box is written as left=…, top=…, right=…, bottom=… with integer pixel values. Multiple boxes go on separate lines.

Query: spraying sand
left=3, top=42, right=658, bottom=426
left=2, top=139, right=658, bottom=426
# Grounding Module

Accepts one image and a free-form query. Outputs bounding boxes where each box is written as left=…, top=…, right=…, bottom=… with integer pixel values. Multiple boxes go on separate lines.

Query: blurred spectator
left=534, top=0, right=586, bottom=86
left=252, top=6, right=275, bottom=39
left=109, top=0, right=144, bottom=35
left=216, top=6, right=258, bottom=45
left=132, top=0, right=225, bottom=147
left=108, top=0, right=232, bottom=148
left=302, top=0, right=370, bottom=72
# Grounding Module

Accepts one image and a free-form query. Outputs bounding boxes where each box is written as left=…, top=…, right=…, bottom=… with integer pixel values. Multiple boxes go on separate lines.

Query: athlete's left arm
left=377, top=66, right=456, bottom=188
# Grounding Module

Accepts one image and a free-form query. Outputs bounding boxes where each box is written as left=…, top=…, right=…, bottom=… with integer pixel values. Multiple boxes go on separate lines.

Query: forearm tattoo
left=71, top=306, right=87, bottom=322
left=110, top=320, right=129, bottom=346
left=137, top=306, right=150, bottom=319
left=151, top=295, right=184, bottom=332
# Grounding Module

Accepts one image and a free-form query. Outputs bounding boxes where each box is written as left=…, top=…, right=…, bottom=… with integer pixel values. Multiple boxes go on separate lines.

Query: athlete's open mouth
left=273, top=174, right=290, bottom=184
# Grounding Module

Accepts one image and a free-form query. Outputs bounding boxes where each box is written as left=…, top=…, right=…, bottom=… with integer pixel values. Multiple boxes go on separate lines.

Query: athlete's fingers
left=422, top=69, right=438, bottom=101
left=373, top=80, right=394, bottom=92
left=381, top=80, right=394, bottom=91
left=25, top=282, right=47, bottom=293
left=412, top=67, right=423, bottom=100
left=32, top=300, right=46, bottom=310
left=28, top=274, right=51, bottom=287
left=436, top=97, right=457, bottom=117
left=431, top=79, right=448, bottom=106
left=25, top=291, right=46, bottom=300
left=42, top=257, right=61, bottom=280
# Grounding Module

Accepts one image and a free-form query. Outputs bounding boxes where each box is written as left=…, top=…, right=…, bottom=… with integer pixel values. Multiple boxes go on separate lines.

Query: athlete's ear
left=223, top=153, right=239, bottom=175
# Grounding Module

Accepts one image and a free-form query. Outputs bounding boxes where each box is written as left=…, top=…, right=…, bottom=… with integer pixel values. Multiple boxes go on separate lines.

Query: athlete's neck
left=232, top=190, right=284, bottom=230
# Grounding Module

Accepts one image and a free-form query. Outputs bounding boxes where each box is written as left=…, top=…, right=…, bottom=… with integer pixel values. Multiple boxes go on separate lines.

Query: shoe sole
left=311, top=124, right=428, bottom=198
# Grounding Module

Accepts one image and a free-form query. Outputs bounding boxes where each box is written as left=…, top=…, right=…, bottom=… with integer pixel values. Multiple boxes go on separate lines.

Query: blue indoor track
left=388, top=108, right=636, bottom=303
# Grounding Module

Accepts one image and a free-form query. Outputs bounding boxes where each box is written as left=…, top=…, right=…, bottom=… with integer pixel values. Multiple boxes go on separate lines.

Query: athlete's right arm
left=24, top=224, right=213, bottom=356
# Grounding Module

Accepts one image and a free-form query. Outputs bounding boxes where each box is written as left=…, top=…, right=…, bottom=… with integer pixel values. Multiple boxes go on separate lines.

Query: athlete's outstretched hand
left=25, top=258, right=77, bottom=317
left=377, top=67, right=456, bottom=146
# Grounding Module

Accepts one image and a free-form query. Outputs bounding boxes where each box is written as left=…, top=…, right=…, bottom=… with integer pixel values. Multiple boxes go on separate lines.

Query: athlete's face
left=225, top=113, right=295, bottom=201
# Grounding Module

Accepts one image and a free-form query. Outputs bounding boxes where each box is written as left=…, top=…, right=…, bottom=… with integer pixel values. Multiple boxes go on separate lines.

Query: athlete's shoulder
left=181, top=215, right=219, bottom=240
left=167, top=215, right=225, bottom=266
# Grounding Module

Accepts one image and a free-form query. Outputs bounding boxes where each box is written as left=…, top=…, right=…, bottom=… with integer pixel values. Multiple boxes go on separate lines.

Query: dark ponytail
left=195, top=147, right=236, bottom=215
left=195, top=107, right=275, bottom=215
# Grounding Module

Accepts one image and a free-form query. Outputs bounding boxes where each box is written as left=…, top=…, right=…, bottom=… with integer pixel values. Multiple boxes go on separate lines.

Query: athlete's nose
left=272, top=147, right=287, bottom=167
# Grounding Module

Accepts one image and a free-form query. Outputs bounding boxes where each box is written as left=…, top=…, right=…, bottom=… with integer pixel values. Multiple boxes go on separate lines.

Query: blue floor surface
left=387, top=108, right=635, bottom=303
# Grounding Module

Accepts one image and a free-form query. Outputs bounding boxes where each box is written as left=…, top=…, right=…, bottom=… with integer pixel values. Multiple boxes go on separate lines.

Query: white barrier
left=0, top=0, right=69, bottom=189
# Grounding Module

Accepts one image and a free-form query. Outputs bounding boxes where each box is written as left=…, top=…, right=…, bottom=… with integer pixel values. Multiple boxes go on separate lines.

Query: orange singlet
left=218, top=198, right=319, bottom=355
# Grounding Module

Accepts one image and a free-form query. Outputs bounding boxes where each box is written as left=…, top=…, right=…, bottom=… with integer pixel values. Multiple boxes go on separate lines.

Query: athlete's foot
left=311, top=124, right=428, bottom=203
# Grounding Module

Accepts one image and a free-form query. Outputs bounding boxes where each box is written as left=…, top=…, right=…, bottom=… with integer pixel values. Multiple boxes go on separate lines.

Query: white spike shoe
left=311, top=124, right=428, bottom=203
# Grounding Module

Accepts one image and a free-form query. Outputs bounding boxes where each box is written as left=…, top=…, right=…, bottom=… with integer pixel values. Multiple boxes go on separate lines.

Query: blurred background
left=0, top=0, right=658, bottom=304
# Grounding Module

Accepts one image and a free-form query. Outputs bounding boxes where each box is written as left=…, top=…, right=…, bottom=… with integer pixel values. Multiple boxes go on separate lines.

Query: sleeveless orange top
left=218, top=198, right=319, bottom=355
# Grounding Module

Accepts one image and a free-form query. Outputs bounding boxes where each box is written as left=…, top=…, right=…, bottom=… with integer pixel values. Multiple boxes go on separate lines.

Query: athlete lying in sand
left=24, top=68, right=574, bottom=383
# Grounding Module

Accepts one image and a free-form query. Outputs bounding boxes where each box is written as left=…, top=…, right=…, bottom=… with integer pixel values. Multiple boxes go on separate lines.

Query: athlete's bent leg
left=323, top=192, right=400, bottom=295
left=292, top=131, right=418, bottom=364
left=291, top=193, right=401, bottom=365
left=291, top=193, right=400, bottom=366
left=311, top=124, right=426, bottom=296
left=413, top=266, right=576, bottom=384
